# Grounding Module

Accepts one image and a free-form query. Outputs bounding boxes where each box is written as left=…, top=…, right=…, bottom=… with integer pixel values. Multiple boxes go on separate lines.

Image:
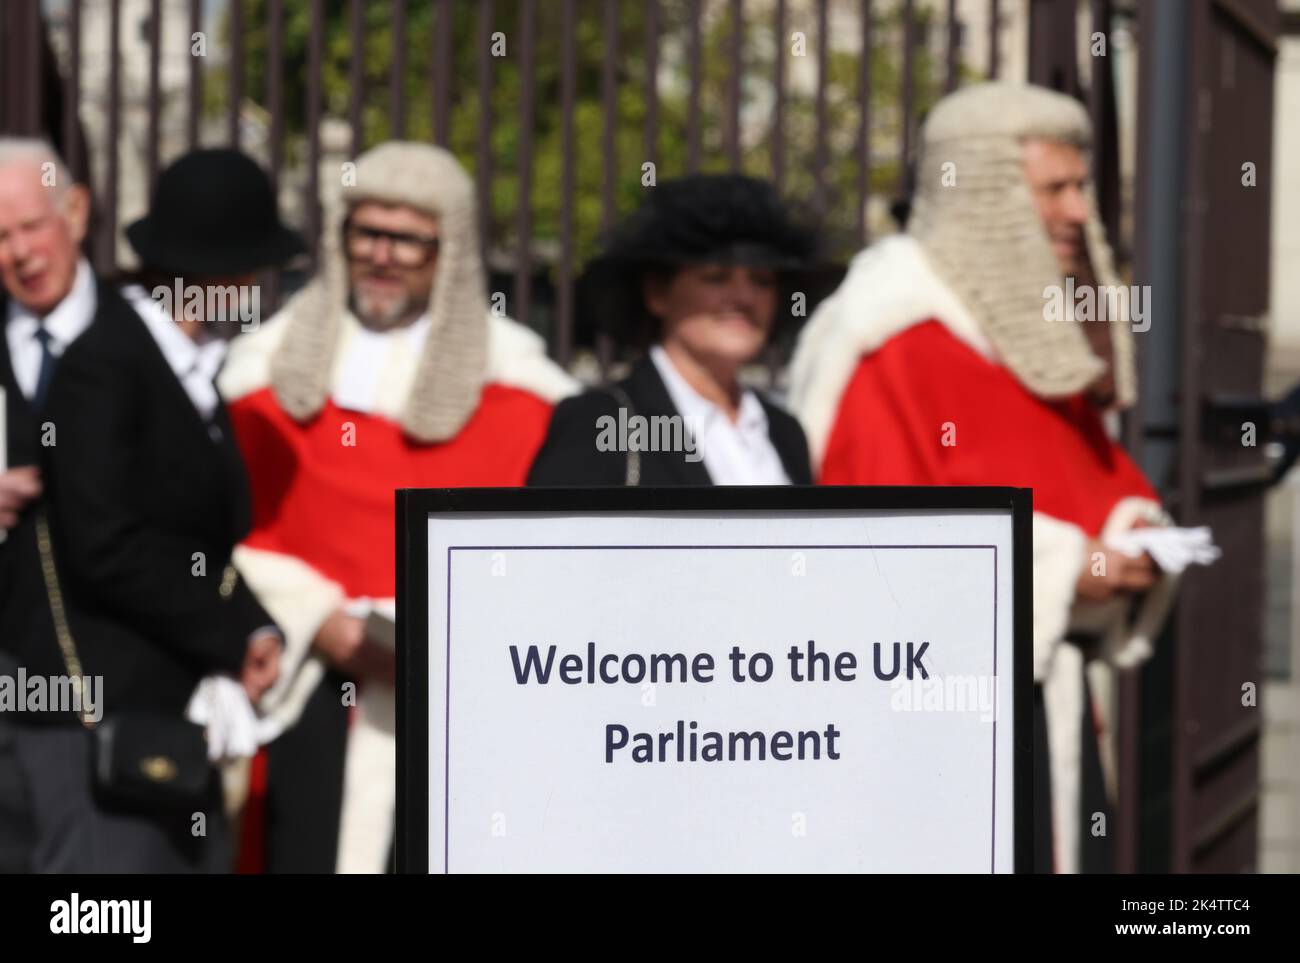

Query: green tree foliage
left=219, top=1, right=956, bottom=265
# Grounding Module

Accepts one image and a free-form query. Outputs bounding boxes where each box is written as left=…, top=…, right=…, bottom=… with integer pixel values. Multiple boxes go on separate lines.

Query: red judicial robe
left=231, top=387, right=554, bottom=598
left=789, top=235, right=1176, bottom=872
left=219, top=309, right=576, bottom=872
left=819, top=318, right=1156, bottom=533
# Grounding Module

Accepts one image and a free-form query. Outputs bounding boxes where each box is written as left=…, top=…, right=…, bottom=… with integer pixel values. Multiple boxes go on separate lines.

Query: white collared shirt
left=122, top=285, right=228, bottom=422
left=4, top=258, right=97, bottom=401
left=649, top=345, right=791, bottom=486
left=331, top=311, right=433, bottom=415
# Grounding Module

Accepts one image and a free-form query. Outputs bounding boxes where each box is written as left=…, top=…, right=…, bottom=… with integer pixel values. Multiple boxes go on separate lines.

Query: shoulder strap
left=603, top=385, right=640, bottom=487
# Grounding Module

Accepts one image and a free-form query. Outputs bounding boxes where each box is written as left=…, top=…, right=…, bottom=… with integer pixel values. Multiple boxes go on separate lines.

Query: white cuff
left=1096, top=497, right=1179, bottom=668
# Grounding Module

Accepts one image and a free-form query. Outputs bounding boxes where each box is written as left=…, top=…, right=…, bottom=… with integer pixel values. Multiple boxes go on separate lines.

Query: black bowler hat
left=576, top=174, right=826, bottom=349
left=126, top=148, right=305, bottom=276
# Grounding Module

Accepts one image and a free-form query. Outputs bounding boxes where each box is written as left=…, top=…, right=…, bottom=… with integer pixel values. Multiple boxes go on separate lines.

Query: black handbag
left=35, top=511, right=211, bottom=813
left=91, top=713, right=211, bottom=810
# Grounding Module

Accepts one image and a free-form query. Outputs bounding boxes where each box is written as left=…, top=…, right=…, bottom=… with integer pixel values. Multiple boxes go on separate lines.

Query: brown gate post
left=1135, top=0, right=1278, bottom=872
left=0, top=0, right=45, bottom=137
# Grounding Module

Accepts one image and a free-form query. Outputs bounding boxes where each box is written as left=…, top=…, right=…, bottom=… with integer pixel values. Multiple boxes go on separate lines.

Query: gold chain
left=34, top=511, right=95, bottom=730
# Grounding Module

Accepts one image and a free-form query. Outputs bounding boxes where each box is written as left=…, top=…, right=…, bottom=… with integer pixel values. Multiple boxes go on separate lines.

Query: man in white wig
left=219, top=142, right=576, bottom=873
left=789, top=83, right=1213, bottom=872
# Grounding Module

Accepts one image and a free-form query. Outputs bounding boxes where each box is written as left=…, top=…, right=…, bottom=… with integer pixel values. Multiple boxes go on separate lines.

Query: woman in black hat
left=122, top=147, right=306, bottom=338
left=528, top=174, right=818, bottom=487
left=37, top=148, right=303, bottom=872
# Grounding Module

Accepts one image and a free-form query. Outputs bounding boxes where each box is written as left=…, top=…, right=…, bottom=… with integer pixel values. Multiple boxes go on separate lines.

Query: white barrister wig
left=269, top=141, right=490, bottom=442
left=906, top=82, right=1136, bottom=407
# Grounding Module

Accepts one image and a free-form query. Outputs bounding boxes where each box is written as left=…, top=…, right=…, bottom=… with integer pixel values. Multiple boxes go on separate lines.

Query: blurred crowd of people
left=1, top=82, right=1180, bottom=874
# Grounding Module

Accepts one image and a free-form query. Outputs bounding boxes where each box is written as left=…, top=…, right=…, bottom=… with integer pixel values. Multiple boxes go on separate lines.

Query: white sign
left=400, top=489, right=1029, bottom=873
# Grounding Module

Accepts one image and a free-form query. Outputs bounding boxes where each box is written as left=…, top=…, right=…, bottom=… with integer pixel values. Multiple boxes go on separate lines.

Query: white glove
left=185, top=675, right=281, bottom=762
left=1105, top=525, right=1221, bottom=575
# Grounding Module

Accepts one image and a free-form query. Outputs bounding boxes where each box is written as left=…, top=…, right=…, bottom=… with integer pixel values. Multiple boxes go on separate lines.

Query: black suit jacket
left=8, top=287, right=274, bottom=721
left=0, top=286, right=99, bottom=695
left=527, top=357, right=813, bottom=487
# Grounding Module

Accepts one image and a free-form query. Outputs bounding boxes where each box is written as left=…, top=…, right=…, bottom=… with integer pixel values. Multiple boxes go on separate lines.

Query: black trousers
left=0, top=719, right=33, bottom=873
left=262, top=668, right=350, bottom=873
left=1078, top=668, right=1114, bottom=874
left=0, top=654, right=33, bottom=873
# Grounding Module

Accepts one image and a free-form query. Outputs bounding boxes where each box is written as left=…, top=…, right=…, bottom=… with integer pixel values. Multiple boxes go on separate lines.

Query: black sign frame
left=396, top=485, right=1033, bottom=874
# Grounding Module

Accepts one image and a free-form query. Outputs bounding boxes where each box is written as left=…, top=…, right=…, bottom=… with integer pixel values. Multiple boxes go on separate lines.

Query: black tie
left=32, top=325, right=56, bottom=411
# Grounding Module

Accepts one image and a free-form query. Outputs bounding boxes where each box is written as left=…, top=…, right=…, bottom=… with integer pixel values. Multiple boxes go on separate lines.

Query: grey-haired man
left=788, top=83, right=1182, bottom=874
left=0, top=138, right=95, bottom=872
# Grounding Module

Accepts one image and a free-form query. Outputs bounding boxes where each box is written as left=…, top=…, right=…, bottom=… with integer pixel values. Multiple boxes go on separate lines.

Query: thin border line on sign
left=992, top=545, right=998, bottom=873
left=444, top=542, right=998, bottom=874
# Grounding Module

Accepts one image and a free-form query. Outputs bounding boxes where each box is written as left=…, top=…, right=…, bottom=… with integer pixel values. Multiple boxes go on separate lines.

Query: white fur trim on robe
left=1043, top=640, right=1086, bottom=873
left=219, top=309, right=289, bottom=403
left=220, top=308, right=578, bottom=409
left=336, top=679, right=396, bottom=874
left=486, top=313, right=582, bottom=404
left=788, top=233, right=996, bottom=468
left=232, top=544, right=343, bottom=737
left=1032, top=512, right=1089, bottom=683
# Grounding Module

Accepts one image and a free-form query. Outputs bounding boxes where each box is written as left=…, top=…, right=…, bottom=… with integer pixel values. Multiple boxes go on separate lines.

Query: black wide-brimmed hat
left=576, top=173, right=825, bottom=349
left=126, top=148, right=305, bottom=276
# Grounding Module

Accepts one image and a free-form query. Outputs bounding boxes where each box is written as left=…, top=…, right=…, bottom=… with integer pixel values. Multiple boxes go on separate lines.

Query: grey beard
left=350, top=289, right=427, bottom=331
